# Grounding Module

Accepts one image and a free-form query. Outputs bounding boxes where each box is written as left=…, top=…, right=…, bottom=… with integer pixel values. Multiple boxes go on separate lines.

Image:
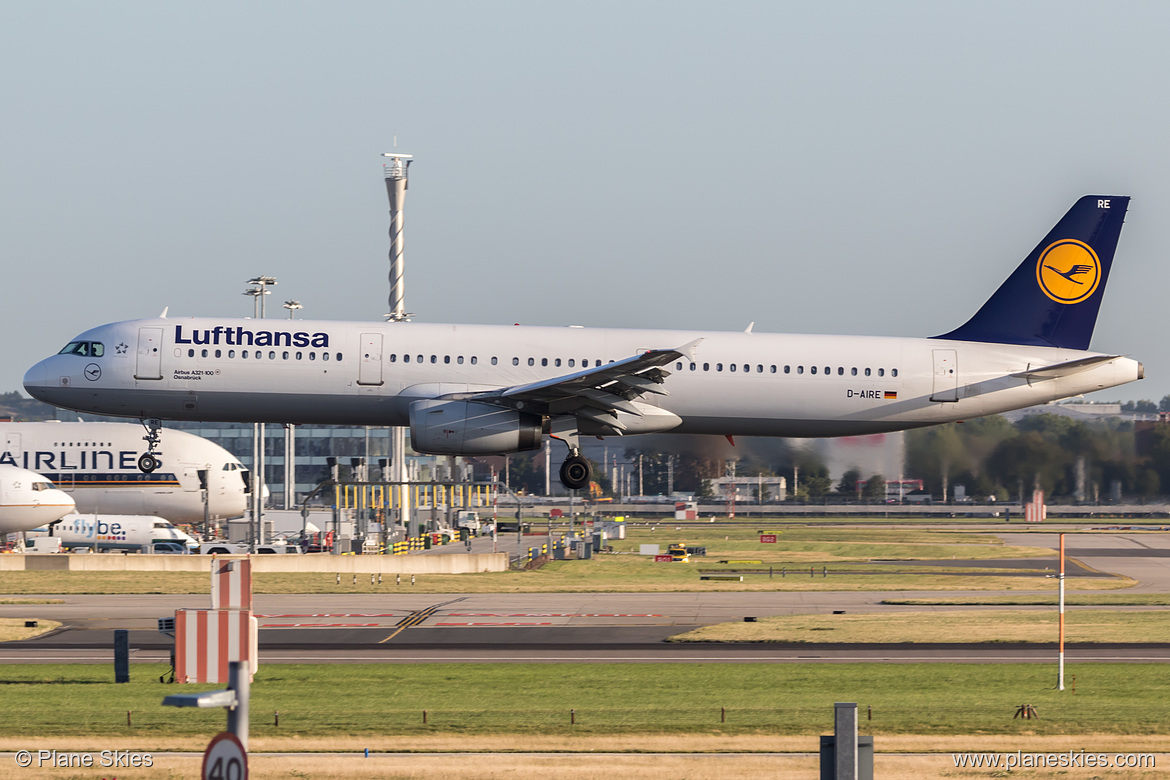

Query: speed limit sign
left=203, top=732, right=247, bottom=780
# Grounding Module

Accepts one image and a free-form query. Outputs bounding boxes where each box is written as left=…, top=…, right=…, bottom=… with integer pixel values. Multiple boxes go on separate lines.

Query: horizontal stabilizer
left=1011, top=354, right=1122, bottom=380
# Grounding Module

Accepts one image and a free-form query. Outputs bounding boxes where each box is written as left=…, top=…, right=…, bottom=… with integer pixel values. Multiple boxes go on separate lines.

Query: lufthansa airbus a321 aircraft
left=24, top=196, right=1142, bottom=490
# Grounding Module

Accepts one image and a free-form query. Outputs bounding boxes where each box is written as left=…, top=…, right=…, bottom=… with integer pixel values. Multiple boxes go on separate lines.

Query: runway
left=1, top=531, right=1167, bottom=664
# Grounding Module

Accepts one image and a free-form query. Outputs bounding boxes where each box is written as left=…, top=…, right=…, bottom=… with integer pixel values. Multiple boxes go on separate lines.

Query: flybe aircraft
left=26, top=513, right=199, bottom=552
left=0, top=422, right=249, bottom=523
left=0, top=466, right=75, bottom=535
left=23, top=196, right=1142, bottom=490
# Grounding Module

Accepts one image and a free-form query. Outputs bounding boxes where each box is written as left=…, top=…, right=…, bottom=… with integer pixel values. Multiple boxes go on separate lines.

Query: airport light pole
left=383, top=151, right=414, bottom=539
left=246, top=275, right=277, bottom=319
left=281, top=300, right=301, bottom=509
left=244, top=276, right=277, bottom=545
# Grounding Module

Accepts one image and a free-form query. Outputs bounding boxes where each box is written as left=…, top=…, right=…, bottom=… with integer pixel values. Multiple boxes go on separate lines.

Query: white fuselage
left=0, top=465, right=75, bottom=535
left=0, top=422, right=249, bottom=522
left=26, top=513, right=199, bottom=551
left=23, top=317, right=1143, bottom=437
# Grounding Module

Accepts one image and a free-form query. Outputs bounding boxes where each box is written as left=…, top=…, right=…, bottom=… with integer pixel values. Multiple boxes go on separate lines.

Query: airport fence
left=10, top=703, right=1169, bottom=737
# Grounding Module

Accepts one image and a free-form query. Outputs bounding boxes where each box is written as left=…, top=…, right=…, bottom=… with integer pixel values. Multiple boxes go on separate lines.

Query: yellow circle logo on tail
left=1036, top=239, right=1101, bottom=304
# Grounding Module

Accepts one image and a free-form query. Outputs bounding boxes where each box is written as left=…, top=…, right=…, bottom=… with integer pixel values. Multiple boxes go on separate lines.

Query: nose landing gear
left=139, top=418, right=162, bottom=473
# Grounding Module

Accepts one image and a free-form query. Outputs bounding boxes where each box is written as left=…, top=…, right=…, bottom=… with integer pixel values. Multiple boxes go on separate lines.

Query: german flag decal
left=883, top=391, right=897, bottom=399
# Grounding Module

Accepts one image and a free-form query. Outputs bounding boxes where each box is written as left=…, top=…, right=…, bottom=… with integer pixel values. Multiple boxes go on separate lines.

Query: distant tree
left=862, top=474, right=886, bottom=500
left=837, top=468, right=862, bottom=496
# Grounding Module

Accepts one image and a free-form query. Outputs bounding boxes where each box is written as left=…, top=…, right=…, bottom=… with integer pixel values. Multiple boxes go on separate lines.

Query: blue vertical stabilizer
left=933, top=196, right=1129, bottom=350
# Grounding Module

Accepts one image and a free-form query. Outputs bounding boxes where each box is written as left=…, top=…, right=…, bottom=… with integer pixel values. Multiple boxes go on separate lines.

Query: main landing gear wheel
left=137, top=453, right=159, bottom=473
left=559, top=455, right=592, bottom=491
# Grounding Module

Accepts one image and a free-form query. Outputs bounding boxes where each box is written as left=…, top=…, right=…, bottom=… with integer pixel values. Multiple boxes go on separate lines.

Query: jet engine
left=409, top=399, right=542, bottom=455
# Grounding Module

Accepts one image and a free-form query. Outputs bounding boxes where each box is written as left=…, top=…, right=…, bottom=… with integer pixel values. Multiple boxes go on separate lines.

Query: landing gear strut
left=139, top=418, right=162, bottom=473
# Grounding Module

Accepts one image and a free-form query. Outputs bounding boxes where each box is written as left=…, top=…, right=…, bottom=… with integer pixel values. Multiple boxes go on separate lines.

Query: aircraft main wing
left=468, top=339, right=702, bottom=428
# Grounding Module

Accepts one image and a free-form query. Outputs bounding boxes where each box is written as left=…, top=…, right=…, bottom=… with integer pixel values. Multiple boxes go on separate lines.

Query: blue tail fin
left=933, top=195, right=1129, bottom=350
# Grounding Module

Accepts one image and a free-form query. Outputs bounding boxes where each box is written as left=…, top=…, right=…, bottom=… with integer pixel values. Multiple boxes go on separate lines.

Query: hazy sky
left=3, top=1, right=1167, bottom=402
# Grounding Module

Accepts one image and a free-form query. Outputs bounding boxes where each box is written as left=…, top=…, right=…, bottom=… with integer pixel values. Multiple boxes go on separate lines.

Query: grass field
left=884, top=594, right=1170, bottom=606
left=0, top=663, right=1166, bottom=741
left=0, top=525, right=1134, bottom=594
left=669, top=609, right=1170, bottom=644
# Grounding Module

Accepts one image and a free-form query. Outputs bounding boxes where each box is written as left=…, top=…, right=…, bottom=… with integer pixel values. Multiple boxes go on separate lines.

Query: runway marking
left=434, top=622, right=555, bottom=626
left=261, top=623, right=384, bottom=628
left=257, top=613, right=401, bottom=618
left=446, top=613, right=663, bottom=618
left=379, top=597, right=467, bottom=644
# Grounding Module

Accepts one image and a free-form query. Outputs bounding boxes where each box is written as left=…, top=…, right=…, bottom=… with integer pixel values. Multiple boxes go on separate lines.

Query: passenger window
left=811, top=366, right=817, bottom=375
left=757, top=365, right=763, bottom=373
left=215, top=349, right=222, bottom=358
left=568, top=359, right=575, bottom=368
left=892, top=368, right=899, bottom=377
left=555, top=358, right=561, bottom=367
left=296, top=352, right=303, bottom=360
left=403, top=354, right=410, bottom=363
left=783, top=365, right=790, bottom=374
left=512, top=357, right=519, bottom=366
left=389, top=354, right=396, bottom=363
left=865, top=367, right=871, bottom=376
left=269, top=351, right=276, bottom=360
left=489, top=357, right=496, bottom=365
left=851, top=367, right=857, bottom=376
left=878, top=368, right=884, bottom=377
left=824, top=366, right=830, bottom=375
left=470, top=356, right=477, bottom=365
left=336, top=353, right=342, bottom=361
left=797, top=366, right=804, bottom=374
left=228, top=350, right=235, bottom=358
left=676, top=362, right=682, bottom=371
left=309, top=353, right=316, bottom=361
left=188, top=349, right=195, bottom=358
left=431, top=355, right=437, bottom=364
left=730, top=364, right=736, bottom=372
left=690, top=363, right=696, bottom=371
left=457, top=356, right=463, bottom=364
left=716, top=363, right=723, bottom=372
left=703, top=363, right=710, bottom=371
left=201, top=349, right=208, bottom=357
left=541, top=358, right=548, bottom=367
left=528, top=358, right=535, bottom=367
left=323, top=353, right=329, bottom=362
left=837, top=367, right=844, bottom=376
left=444, top=355, right=451, bottom=364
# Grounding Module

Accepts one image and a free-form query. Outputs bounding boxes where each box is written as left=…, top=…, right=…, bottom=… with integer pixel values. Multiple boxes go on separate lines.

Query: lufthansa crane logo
left=1036, top=239, right=1101, bottom=304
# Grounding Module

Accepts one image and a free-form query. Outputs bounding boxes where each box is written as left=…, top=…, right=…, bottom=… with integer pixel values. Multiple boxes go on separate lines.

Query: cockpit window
left=31, top=482, right=54, bottom=491
left=58, top=341, right=104, bottom=357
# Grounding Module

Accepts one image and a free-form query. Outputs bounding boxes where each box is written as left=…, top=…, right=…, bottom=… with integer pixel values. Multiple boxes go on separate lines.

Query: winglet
left=159, top=306, right=169, bottom=319
left=677, top=338, right=703, bottom=362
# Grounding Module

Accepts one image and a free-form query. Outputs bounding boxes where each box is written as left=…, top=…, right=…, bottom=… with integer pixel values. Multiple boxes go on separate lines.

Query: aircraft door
left=357, top=333, right=384, bottom=386
left=135, top=327, right=163, bottom=380
left=930, top=349, right=959, bottom=403
left=3, top=433, right=19, bottom=468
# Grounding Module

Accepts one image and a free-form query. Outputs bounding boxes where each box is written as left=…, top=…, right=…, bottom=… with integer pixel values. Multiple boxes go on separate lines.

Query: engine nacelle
left=409, top=399, right=542, bottom=455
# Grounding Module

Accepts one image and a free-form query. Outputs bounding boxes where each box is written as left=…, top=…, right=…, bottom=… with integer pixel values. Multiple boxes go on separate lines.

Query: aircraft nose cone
left=23, top=359, right=52, bottom=401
